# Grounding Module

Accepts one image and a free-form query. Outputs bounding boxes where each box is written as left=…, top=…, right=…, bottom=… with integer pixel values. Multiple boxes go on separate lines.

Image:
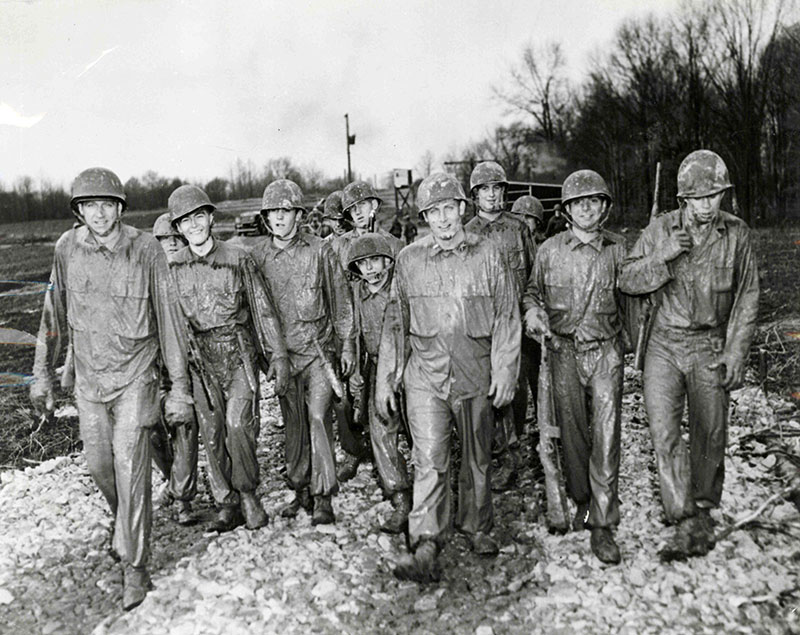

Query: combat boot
left=122, top=564, right=152, bottom=611
left=312, top=495, right=335, bottom=525
left=471, top=531, right=499, bottom=556
left=380, top=490, right=411, bottom=534
left=688, top=515, right=714, bottom=557
left=393, top=540, right=441, bottom=583
left=572, top=502, right=589, bottom=532
left=280, top=488, right=313, bottom=518
left=210, top=505, right=245, bottom=533
left=176, top=501, right=194, bottom=526
left=337, top=453, right=361, bottom=482
left=240, top=491, right=269, bottom=530
left=658, top=518, right=694, bottom=562
left=590, top=528, right=621, bottom=564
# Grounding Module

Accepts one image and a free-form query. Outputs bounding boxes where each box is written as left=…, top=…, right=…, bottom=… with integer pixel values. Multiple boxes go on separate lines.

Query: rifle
left=313, top=338, right=345, bottom=401
left=368, top=210, right=376, bottom=233
left=650, top=161, right=661, bottom=220
left=186, top=326, right=215, bottom=412
left=537, top=336, right=571, bottom=533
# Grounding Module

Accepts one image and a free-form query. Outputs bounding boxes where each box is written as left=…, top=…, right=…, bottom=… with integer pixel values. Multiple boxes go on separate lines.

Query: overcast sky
left=0, top=0, right=681, bottom=189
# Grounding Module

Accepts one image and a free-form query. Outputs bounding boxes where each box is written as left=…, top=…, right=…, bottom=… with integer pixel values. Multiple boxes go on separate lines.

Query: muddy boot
left=176, top=501, right=194, bottom=526
left=687, top=515, right=714, bottom=557
left=572, top=502, right=589, bottom=532
left=380, top=490, right=411, bottom=534
left=337, top=453, right=361, bottom=482
left=312, top=495, right=335, bottom=525
left=471, top=531, right=499, bottom=557
left=590, top=528, right=621, bottom=564
left=240, top=492, right=269, bottom=530
left=393, top=540, right=441, bottom=583
left=210, top=505, right=245, bottom=533
left=659, top=518, right=694, bottom=562
left=122, top=564, right=152, bottom=611
left=107, top=526, right=121, bottom=563
left=696, top=508, right=717, bottom=552
left=280, top=489, right=313, bottom=518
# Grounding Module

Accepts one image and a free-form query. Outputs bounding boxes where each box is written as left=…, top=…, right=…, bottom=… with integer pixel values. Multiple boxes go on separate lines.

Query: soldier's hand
left=489, top=375, right=515, bottom=409
left=524, top=307, right=551, bottom=339
left=375, top=384, right=397, bottom=421
left=30, top=379, right=55, bottom=417
left=340, top=350, right=356, bottom=378
left=662, top=229, right=692, bottom=261
left=267, top=357, right=290, bottom=396
left=164, top=392, right=194, bottom=427
left=709, top=355, right=745, bottom=391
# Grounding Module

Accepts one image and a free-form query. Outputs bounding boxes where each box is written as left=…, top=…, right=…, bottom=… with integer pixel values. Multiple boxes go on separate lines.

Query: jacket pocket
left=409, top=297, right=440, bottom=337
left=296, top=284, right=325, bottom=321
left=464, top=295, right=493, bottom=338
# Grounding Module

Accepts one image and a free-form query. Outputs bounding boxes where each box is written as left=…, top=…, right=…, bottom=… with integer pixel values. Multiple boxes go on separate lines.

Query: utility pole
left=345, top=114, right=356, bottom=182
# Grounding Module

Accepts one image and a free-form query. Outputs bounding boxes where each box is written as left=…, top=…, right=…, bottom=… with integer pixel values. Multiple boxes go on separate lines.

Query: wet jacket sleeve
left=521, top=248, right=548, bottom=318
left=377, top=272, right=409, bottom=394
left=32, top=235, right=69, bottom=388
left=321, top=241, right=356, bottom=357
left=725, top=229, right=759, bottom=364
left=521, top=222, right=537, bottom=283
left=242, top=253, right=288, bottom=360
left=489, top=246, right=522, bottom=388
left=618, top=220, right=672, bottom=295
left=149, top=244, right=192, bottom=402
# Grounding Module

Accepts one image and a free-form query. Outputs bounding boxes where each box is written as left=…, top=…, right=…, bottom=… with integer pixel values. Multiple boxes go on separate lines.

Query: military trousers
left=149, top=395, right=198, bottom=501
left=550, top=336, right=622, bottom=528
left=363, top=356, right=409, bottom=495
left=279, top=357, right=338, bottom=497
left=193, top=337, right=261, bottom=508
left=643, top=328, right=729, bottom=523
left=406, top=388, right=493, bottom=546
left=76, top=373, right=159, bottom=568
left=512, top=336, right=542, bottom=438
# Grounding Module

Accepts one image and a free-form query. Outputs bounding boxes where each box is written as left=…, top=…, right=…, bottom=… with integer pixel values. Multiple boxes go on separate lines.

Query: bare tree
left=415, top=150, right=436, bottom=178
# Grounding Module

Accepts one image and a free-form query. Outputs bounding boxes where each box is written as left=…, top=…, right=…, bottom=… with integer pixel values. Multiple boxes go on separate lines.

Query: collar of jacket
left=269, top=230, right=313, bottom=253
left=474, top=211, right=509, bottom=225
left=428, top=230, right=478, bottom=257
left=563, top=228, right=615, bottom=252
left=77, top=223, right=132, bottom=253
left=184, top=235, right=221, bottom=260
left=669, top=209, right=729, bottom=239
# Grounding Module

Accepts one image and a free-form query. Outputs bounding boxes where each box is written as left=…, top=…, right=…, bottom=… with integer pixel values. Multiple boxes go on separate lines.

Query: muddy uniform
left=619, top=210, right=759, bottom=521
left=465, top=213, right=537, bottom=465
left=523, top=228, right=627, bottom=529
left=251, top=232, right=355, bottom=498
left=170, top=239, right=287, bottom=508
left=378, top=232, right=520, bottom=546
left=32, top=224, right=191, bottom=570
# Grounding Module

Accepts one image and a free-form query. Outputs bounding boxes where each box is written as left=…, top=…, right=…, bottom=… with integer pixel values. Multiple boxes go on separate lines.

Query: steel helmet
left=342, top=181, right=382, bottom=219
left=347, top=233, right=394, bottom=275
left=561, top=170, right=612, bottom=207
left=168, top=185, right=216, bottom=226
left=70, top=167, right=126, bottom=212
left=511, top=195, right=544, bottom=221
left=260, top=179, right=305, bottom=212
left=469, top=161, right=508, bottom=195
left=677, top=150, right=733, bottom=198
left=323, top=191, right=344, bottom=219
left=417, top=172, right=468, bottom=219
left=153, top=212, right=181, bottom=239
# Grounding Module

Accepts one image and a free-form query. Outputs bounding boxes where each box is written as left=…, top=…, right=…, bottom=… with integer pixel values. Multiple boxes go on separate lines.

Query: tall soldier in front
left=619, top=150, right=759, bottom=560
left=30, top=168, right=194, bottom=610
left=523, top=170, right=627, bottom=564
left=252, top=179, right=357, bottom=525
left=465, top=162, right=537, bottom=491
left=377, top=173, right=520, bottom=582
left=168, top=184, right=289, bottom=533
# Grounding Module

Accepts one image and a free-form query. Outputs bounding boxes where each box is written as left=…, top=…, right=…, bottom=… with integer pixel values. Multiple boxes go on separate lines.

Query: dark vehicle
left=506, top=181, right=562, bottom=212
left=234, top=210, right=266, bottom=236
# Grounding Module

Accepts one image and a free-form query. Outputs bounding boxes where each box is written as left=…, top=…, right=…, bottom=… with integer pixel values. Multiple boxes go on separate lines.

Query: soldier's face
left=178, top=209, right=213, bottom=246
left=266, top=208, right=301, bottom=239
left=78, top=198, right=121, bottom=237
left=476, top=183, right=504, bottom=213
left=158, top=235, right=186, bottom=260
left=424, top=199, right=465, bottom=241
left=356, top=255, right=390, bottom=285
left=350, top=199, right=375, bottom=229
left=684, top=192, right=724, bottom=225
left=567, top=196, right=606, bottom=232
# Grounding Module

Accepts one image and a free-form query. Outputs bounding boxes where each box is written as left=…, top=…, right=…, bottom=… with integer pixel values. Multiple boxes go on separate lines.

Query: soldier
left=464, top=161, right=536, bottom=492
left=523, top=169, right=627, bottom=564
left=321, top=191, right=350, bottom=240
left=150, top=213, right=197, bottom=525
left=347, top=234, right=411, bottom=534
left=168, top=185, right=289, bottom=533
left=619, top=150, right=759, bottom=560
left=510, top=195, right=547, bottom=246
left=251, top=179, right=356, bottom=525
left=377, top=172, right=520, bottom=582
left=30, top=168, right=194, bottom=610
left=546, top=203, right=568, bottom=238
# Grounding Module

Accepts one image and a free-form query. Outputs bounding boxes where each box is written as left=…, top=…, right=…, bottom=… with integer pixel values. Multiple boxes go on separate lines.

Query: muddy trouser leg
left=169, top=414, right=198, bottom=502
left=192, top=369, right=238, bottom=508
left=149, top=419, right=173, bottom=482
left=513, top=337, right=541, bottom=439
left=585, top=340, right=623, bottom=528
left=406, top=388, right=452, bottom=548
left=225, top=365, right=260, bottom=494
left=306, top=360, right=338, bottom=496
left=453, top=395, right=494, bottom=536
left=550, top=339, right=591, bottom=509
left=366, top=359, right=409, bottom=494
left=643, top=333, right=696, bottom=523
left=333, top=385, right=367, bottom=457
left=279, top=372, right=311, bottom=492
left=77, top=378, right=158, bottom=569
left=686, top=338, right=729, bottom=510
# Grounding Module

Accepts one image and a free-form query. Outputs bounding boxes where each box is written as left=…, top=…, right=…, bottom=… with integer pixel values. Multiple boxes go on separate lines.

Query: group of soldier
left=29, top=148, right=758, bottom=609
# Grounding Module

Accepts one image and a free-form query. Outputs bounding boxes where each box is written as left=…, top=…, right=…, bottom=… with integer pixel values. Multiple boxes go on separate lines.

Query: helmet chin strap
left=563, top=200, right=610, bottom=233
